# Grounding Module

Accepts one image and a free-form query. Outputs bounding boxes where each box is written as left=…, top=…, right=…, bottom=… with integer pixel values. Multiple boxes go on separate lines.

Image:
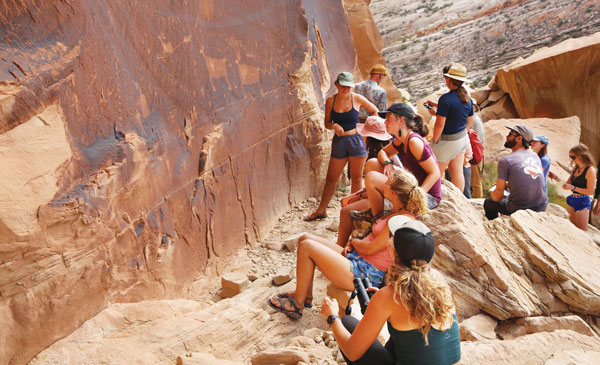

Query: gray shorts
left=432, top=132, right=468, bottom=162
left=331, top=134, right=368, bottom=159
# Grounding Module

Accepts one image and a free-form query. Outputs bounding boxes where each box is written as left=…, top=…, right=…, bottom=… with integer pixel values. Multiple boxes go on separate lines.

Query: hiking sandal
left=276, top=292, right=313, bottom=308
left=267, top=296, right=303, bottom=319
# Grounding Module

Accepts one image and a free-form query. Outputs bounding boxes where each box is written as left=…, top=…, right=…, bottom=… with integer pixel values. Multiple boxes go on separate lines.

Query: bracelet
left=383, top=160, right=393, bottom=166
left=572, top=187, right=576, bottom=193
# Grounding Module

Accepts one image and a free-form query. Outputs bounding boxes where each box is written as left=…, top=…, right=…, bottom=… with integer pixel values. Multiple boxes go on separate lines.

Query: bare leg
left=337, top=199, right=370, bottom=247
left=365, top=171, right=388, bottom=216
left=572, top=208, right=589, bottom=231
left=293, top=238, right=353, bottom=307
left=567, top=206, right=575, bottom=224
left=307, top=157, right=348, bottom=219
left=364, top=158, right=384, bottom=175
left=448, top=152, right=466, bottom=192
left=348, top=155, right=368, bottom=193
left=437, top=161, right=449, bottom=182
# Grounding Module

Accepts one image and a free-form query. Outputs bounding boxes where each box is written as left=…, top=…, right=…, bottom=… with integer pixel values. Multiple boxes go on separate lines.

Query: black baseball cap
left=378, top=102, right=416, bottom=120
left=388, top=216, right=435, bottom=266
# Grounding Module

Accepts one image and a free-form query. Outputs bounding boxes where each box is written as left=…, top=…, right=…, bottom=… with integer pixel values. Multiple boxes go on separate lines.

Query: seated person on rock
left=335, top=116, right=400, bottom=248
left=267, top=169, right=428, bottom=319
left=320, top=217, right=460, bottom=365
left=365, top=103, right=442, bottom=211
left=484, top=125, right=548, bottom=220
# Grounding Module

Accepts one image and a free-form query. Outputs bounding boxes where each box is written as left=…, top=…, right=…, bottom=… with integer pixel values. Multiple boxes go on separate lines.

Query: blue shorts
left=331, top=134, right=368, bottom=159
left=566, top=194, right=591, bottom=212
left=346, top=250, right=385, bottom=288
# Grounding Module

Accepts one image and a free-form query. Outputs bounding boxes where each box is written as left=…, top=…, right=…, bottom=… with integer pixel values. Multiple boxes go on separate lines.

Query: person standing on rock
left=562, top=144, right=597, bottom=231
left=354, top=64, right=388, bottom=123
left=425, top=63, right=474, bottom=194
left=531, top=135, right=558, bottom=192
left=305, top=72, right=379, bottom=222
left=484, top=125, right=548, bottom=220
left=320, top=217, right=460, bottom=365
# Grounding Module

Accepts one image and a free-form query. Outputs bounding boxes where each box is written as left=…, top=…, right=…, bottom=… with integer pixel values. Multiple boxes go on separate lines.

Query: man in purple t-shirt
left=484, top=125, right=548, bottom=220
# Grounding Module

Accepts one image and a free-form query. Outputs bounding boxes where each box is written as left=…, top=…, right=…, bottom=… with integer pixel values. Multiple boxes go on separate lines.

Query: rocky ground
left=370, top=0, right=600, bottom=100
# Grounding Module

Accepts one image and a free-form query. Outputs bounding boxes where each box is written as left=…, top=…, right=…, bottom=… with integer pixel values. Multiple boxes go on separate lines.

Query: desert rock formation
left=32, top=184, right=600, bottom=364
left=495, top=32, right=600, bottom=159
left=371, top=0, right=600, bottom=101
left=344, top=0, right=408, bottom=102
left=0, top=1, right=365, bottom=363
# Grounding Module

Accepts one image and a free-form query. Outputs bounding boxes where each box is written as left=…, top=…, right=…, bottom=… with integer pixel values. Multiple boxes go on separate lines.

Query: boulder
left=251, top=349, right=310, bottom=365
left=0, top=1, right=359, bottom=362
left=461, top=330, right=600, bottom=364
left=471, top=88, right=491, bottom=106
left=221, top=272, right=250, bottom=299
left=272, top=268, right=294, bottom=286
left=459, top=314, right=498, bottom=341
left=479, top=95, right=519, bottom=122
left=429, top=181, right=600, bottom=320
left=284, top=232, right=306, bottom=252
left=496, top=32, right=600, bottom=159
left=496, top=315, right=595, bottom=340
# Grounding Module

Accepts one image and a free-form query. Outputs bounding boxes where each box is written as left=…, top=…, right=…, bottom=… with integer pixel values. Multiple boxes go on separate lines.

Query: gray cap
left=506, top=125, right=533, bottom=143
left=336, top=72, right=355, bottom=87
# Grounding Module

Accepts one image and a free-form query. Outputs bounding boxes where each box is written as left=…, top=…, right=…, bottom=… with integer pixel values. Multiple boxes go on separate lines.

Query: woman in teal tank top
left=321, top=217, right=461, bottom=365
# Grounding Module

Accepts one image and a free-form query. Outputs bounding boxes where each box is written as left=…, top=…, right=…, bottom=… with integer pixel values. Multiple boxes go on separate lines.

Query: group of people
left=266, top=63, right=598, bottom=364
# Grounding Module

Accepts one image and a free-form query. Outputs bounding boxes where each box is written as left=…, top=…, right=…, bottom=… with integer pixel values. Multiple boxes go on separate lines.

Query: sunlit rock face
left=0, top=1, right=358, bottom=363
left=495, top=32, right=600, bottom=158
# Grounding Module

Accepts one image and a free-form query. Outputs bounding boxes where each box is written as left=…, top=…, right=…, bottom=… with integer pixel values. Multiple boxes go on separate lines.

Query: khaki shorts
left=432, top=133, right=468, bottom=162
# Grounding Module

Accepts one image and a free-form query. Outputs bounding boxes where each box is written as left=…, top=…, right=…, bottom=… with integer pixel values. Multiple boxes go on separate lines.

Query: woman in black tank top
left=563, top=143, right=597, bottom=231
left=305, top=72, right=379, bottom=221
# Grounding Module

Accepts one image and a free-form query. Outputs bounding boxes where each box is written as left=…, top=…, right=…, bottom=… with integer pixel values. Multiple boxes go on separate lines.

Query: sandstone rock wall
left=344, top=0, right=408, bottom=102
left=0, top=1, right=361, bottom=363
left=496, top=32, right=600, bottom=159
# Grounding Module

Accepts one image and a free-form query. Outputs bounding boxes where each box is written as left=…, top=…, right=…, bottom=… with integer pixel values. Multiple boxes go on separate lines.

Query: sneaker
left=350, top=208, right=374, bottom=223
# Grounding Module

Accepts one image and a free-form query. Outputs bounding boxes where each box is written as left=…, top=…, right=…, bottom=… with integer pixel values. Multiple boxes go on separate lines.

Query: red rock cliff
left=0, top=1, right=359, bottom=363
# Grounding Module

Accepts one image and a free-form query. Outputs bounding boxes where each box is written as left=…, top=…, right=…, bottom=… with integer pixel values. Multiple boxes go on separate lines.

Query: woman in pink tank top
left=268, top=169, right=429, bottom=319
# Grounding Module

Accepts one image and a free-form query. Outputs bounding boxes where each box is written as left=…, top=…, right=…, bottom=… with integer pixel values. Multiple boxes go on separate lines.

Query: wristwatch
left=382, top=160, right=393, bottom=166
left=327, top=314, right=340, bottom=326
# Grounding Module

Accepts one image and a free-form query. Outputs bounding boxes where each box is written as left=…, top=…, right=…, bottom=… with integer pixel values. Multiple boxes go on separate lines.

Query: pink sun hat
left=357, top=116, right=393, bottom=141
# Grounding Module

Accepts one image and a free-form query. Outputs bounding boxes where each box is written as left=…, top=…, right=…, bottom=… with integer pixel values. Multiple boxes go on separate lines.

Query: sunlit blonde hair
left=389, top=169, right=429, bottom=217
left=386, top=258, right=455, bottom=345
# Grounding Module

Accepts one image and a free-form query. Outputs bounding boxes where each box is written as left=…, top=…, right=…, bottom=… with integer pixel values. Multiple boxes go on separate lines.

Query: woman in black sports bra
left=563, top=143, right=597, bottom=231
left=305, top=72, right=378, bottom=221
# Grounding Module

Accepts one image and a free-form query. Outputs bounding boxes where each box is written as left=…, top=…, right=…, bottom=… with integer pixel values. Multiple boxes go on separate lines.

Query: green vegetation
left=481, top=161, right=567, bottom=209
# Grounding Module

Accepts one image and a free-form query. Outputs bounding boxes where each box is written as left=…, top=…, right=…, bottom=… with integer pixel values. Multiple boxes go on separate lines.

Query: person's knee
left=365, top=158, right=382, bottom=174
left=365, top=171, right=384, bottom=188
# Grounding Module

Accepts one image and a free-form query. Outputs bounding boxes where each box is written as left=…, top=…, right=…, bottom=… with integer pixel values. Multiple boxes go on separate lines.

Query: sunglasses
left=508, top=131, right=520, bottom=137
left=569, top=154, right=576, bottom=160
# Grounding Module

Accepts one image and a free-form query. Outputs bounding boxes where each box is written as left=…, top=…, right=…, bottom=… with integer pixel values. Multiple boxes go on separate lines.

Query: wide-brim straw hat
left=443, top=63, right=470, bottom=83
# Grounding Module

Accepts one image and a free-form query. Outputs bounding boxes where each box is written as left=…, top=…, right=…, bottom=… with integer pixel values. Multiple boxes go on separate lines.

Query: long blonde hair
left=389, top=169, right=429, bottom=217
left=386, top=260, right=455, bottom=345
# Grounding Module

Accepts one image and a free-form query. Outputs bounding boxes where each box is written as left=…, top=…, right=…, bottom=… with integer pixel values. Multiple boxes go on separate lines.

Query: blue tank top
left=331, top=94, right=360, bottom=131
left=386, top=314, right=461, bottom=364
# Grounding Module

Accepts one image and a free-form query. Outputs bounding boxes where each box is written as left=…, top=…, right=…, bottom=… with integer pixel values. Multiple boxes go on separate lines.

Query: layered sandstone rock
left=429, top=181, right=600, bottom=320
left=344, top=0, right=408, bottom=103
left=0, top=1, right=360, bottom=363
left=496, top=32, right=600, bottom=159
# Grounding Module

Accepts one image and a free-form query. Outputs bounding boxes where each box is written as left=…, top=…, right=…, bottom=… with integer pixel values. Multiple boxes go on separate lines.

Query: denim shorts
left=331, top=134, right=368, bottom=159
left=346, top=250, right=385, bottom=288
left=566, top=194, right=591, bottom=212
left=432, top=132, right=468, bottom=162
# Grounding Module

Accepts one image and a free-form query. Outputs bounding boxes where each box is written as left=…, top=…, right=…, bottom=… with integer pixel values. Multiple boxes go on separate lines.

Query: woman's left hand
left=321, top=297, right=339, bottom=319
left=563, top=183, right=573, bottom=190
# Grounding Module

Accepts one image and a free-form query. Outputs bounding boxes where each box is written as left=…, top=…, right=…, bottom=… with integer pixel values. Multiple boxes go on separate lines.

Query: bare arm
left=466, top=115, right=474, bottom=132
left=408, top=137, right=440, bottom=193
left=491, top=178, right=507, bottom=202
left=323, top=288, right=393, bottom=361
left=354, top=93, right=379, bottom=116
left=377, top=142, right=400, bottom=177
left=432, top=115, right=446, bottom=143
left=566, top=167, right=597, bottom=195
left=351, top=220, right=395, bottom=255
